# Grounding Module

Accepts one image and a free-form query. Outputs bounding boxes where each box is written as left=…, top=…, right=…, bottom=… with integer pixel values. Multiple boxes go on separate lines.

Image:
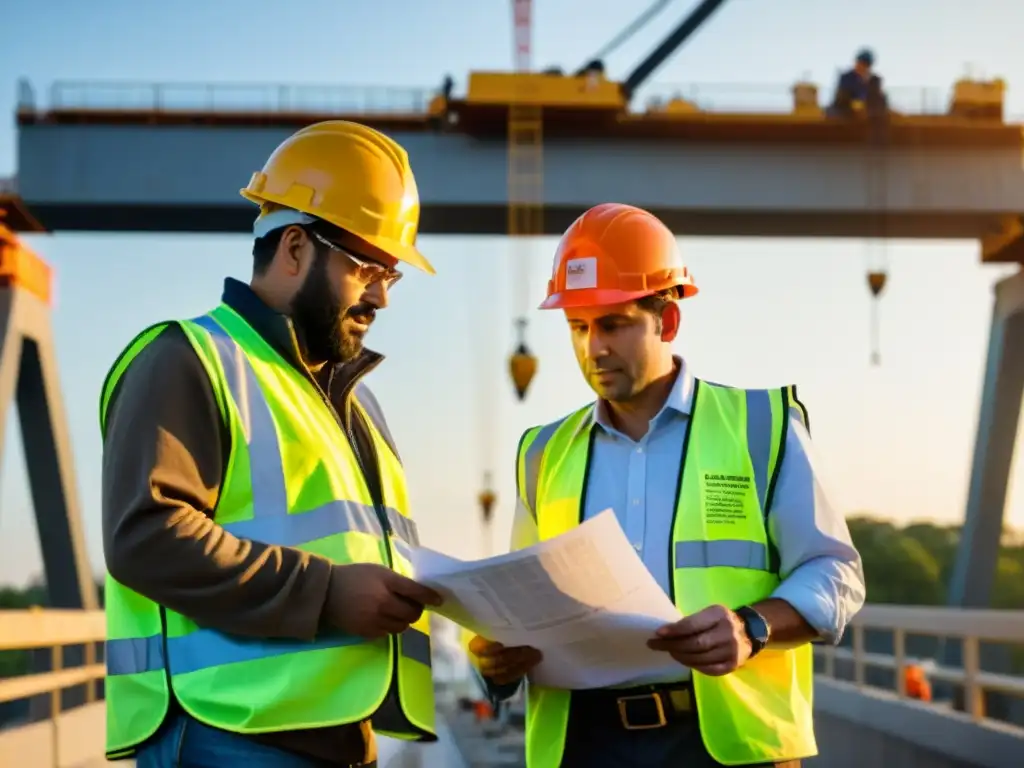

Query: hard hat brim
left=539, top=287, right=659, bottom=310
left=359, top=232, right=436, bottom=276
left=240, top=187, right=436, bottom=276
left=540, top=284, right=698, bottom=310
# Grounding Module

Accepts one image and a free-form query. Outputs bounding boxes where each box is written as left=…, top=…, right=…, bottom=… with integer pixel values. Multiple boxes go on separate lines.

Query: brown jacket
left=101, top=277, right=410, bottom=766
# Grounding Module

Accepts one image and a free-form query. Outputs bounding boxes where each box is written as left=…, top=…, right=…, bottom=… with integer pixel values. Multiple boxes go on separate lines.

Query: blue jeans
left=136, top=712, right=375, bottom=768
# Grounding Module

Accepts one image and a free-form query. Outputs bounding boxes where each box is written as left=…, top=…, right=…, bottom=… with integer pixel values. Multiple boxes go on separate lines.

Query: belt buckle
left=616, top=692, right=667, bottom=730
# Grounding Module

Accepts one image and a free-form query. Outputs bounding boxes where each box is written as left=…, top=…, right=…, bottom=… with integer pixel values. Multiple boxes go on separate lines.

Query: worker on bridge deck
left=829, top=47, right=888, bottom=118
left=468, top=203, right=866, bottom=767
left=100, top=120, right=443, bottom=767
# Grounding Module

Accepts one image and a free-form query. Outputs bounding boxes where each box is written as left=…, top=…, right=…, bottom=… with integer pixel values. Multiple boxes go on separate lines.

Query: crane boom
left=621, top=0, right=730, bottom=101
left=574, top=0, right=674, bottom=75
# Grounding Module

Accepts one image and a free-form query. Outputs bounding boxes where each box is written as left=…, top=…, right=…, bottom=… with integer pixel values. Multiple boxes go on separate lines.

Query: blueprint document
left=410, top=509, right=685, bottom=689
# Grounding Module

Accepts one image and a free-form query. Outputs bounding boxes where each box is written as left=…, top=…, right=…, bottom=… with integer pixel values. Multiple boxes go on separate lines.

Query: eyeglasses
left=309, top=230, right=403, bottom=288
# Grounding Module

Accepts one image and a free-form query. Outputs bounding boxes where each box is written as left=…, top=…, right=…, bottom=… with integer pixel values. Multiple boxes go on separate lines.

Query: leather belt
left=574, top=683, right=694, bottom=731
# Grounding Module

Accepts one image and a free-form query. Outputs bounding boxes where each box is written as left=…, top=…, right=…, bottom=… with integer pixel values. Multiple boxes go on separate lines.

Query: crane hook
left=478, top=472, right=497, bottom=523
left=508, top=317, right=538, bottom=400
left=866, top=270, right=888, bottom=366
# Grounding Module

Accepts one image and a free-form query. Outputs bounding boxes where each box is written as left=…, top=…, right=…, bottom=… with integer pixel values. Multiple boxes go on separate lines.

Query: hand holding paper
left=411, top=510, right=685, bottom=689
left=467, top=634, right=544, bottom=685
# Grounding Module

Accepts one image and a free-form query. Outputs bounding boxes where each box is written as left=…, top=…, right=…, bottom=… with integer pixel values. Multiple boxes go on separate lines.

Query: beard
left=290, top=252, right=376, bottom=365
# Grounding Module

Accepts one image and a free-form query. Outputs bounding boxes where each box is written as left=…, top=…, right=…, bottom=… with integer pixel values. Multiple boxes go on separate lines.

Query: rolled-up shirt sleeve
left=767, top=410, right=866, bottom=645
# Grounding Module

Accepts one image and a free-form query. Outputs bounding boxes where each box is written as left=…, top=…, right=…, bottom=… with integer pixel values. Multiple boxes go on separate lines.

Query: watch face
left=741, top=608, right=769, bottom=644
left=748, top=614, right=769, bottom=642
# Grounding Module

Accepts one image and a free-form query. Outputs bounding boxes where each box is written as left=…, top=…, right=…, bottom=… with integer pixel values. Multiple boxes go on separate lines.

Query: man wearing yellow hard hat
left=100, top=120, right=443, bottom=767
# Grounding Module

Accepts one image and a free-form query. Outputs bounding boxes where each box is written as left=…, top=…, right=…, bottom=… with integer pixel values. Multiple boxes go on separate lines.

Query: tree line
left=1, top=515, right=1022, bottom=682
left=847, top=515, right=1024, bottom=608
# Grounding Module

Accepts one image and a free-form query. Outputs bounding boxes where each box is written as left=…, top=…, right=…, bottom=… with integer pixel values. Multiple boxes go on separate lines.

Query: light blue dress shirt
left=503, top=357, right=866, bottom=687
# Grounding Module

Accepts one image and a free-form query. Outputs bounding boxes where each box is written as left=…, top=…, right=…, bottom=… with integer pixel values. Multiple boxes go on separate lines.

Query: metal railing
left=0, top=608, right=106, bottom=767
left=637, top=81, right=955, bottom=116
left=814, top=604, right=1024, bottom=725
left=1, top=604, right=1022, bottom=765
left=0, top=608, right=104, bottom=705
left=18, top=79, right=437, bottom=116
left=13, top=77, right=998, bottom=120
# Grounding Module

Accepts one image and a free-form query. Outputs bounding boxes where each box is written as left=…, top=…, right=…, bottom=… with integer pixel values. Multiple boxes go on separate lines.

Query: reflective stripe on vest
left=517, top=381, right=816, bottom=768
left=100, top=307, right=435, bottom=755
left=105, top=315, right=428, bottom=679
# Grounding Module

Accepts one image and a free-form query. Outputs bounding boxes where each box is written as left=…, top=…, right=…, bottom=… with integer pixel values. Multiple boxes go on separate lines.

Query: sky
left=0, top=0, right=1022, bottom=587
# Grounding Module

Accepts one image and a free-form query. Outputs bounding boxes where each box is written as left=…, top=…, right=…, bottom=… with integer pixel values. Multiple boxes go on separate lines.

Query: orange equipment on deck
left=904, top=663, right=933, bottom=702
left=0, top=220, right=51, bottom=305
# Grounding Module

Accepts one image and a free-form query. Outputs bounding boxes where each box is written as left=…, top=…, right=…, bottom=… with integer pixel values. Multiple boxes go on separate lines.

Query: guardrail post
left=963, top=636, right=985, bottom=720
left=16, top=79, right=35, bottom=112
left=85, top=640, right=97, bottom=703
left=50, top=644, right=62, bottom=768
left=853, top=624, right=865, bottom=687
left=894, top=628, right=906, bottom=697
left=823, top=645, right=835, bottom=678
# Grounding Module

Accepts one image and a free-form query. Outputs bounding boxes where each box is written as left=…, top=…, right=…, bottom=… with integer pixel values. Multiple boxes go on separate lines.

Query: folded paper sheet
left=411, top=509, right=685, bottom=689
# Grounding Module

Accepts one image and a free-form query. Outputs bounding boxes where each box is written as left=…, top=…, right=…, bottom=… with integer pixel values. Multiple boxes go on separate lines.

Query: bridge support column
left=0, top=226, right=97, bottom=719
left=947, top=267, right=1024, bottom=608
left=939, top=268, right=1024, bottom=719
left=0, top=269, right=95, bottom=609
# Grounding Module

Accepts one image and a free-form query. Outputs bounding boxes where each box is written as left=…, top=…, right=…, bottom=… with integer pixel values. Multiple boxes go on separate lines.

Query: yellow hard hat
left=240, top=120, right=434, bottom=275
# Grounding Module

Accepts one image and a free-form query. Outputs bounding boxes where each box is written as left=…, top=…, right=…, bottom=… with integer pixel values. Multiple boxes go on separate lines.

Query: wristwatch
left=735, top=605, right=771, bottom=658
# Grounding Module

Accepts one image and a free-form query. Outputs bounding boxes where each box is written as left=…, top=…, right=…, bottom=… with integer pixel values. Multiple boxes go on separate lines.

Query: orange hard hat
left=539, top=203, right=697, bottom=310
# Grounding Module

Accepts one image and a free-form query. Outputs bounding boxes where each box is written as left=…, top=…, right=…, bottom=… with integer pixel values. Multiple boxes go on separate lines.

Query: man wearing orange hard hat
left=100, top=120, right=443, bottom=767
left=469, top=203, right=865, bottom=767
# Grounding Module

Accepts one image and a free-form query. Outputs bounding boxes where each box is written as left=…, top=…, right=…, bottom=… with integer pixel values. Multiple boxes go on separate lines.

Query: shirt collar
left=220, top=276, right=382, bottom=400
left=581, top=356, right=694, bottom=439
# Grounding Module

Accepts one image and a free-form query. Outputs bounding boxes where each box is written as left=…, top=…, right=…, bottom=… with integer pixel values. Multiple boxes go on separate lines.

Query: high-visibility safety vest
left=99, top=304, right=435, bottom=759
left=516, top=379, right=817, bottom=767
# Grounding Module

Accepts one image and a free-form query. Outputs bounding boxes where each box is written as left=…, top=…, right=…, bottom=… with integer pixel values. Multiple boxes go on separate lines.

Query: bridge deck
left=13, top=78, right=1024, bottom=244
left=16, top=78, right=1023, bottom=146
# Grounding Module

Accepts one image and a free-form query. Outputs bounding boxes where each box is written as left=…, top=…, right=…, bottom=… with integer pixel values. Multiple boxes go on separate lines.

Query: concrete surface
left=18, top=124, right=1024, bottom=238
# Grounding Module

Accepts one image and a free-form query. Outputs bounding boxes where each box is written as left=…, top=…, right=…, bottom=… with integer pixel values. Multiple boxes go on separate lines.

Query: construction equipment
left=949, top=76, right=1005, bottom=121
left=477, top=473, right=498, bottom=557
left=477, top=473, right=497, bottom=557
left=615, top=0, right=730, bottom=104
left=509, top=318, right=538, bottom=400
left=0, top=191, right=46, bottom=235
left=460, top=0, right=730, bottom=117
left=435, top=0, right=1004, bottom=129
left=864, top=103, right=890, bottom=366
left=506, top=0, right=542, bottom=403
left=866, top=269, right=887, bottom=366
left=496, top=0, right=730, bottom=404
left=0, top=220, right=51, bottom=305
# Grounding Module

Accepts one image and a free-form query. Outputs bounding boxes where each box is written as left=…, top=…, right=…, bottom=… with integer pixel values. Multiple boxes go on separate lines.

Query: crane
left=467, top=0, right=906, bottom=471
left=502, top=0, right=733, bottom=405
left=583, top=0, right=731, bottom=104
left=506, top=0, right=542, bottom=404
left=475, top=0, right=541, bottom=554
